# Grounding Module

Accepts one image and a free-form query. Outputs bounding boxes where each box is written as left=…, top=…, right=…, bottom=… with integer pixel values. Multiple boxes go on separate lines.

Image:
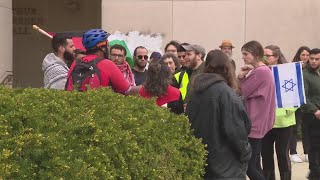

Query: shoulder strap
left=92, top=57, right=105, bottom=64
left=91, top=57, right=105, bottom=84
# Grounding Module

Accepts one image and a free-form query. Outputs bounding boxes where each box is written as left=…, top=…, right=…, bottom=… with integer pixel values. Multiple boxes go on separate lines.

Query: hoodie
left=193, top=73, right=226, bottom=93
left=186, top=73, right=251, bottom=179
left=42, top=53, right=69, bottom=90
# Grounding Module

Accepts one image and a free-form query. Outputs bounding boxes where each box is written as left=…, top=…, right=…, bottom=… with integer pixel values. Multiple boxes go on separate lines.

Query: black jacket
left=186, top=73, right=251, bottom=180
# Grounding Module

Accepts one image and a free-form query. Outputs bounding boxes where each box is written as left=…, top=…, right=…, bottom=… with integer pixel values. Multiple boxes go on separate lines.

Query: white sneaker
left=304, top=154, right=309, bottom=162
left=290, top=154, right=303, bottom=163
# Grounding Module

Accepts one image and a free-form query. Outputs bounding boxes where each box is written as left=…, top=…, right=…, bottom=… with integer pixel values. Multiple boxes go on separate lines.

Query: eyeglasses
left=136, top=55, right=149, bottom=60
left=110, top=54, right=125, bottom=59
left=265, top=55, right=274, bottom=58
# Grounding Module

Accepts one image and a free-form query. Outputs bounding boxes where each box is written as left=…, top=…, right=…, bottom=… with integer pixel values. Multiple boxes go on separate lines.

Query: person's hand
left=314, top=110, right=320, bottom=119
left=238, top=66, right=253, bottom=79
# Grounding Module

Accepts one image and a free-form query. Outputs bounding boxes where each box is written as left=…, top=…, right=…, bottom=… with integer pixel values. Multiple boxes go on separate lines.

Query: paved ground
left=247, top=141, right=309, bottom=179
left=276, top=141, right=309, bottom=179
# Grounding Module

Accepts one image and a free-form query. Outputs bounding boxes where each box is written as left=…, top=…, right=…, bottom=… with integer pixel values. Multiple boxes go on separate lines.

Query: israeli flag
left=271, top=62, right=306, bottom=108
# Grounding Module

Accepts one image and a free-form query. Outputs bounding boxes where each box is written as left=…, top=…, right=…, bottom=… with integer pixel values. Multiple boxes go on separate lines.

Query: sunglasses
left=136, top=55, right=149, bottom=60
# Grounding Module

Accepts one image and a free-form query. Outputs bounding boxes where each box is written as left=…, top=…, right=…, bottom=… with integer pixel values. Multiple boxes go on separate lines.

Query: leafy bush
left=0, top=87, right=206, bottom=179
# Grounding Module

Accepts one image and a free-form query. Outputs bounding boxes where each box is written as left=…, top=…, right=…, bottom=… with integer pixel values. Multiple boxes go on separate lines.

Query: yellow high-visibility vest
left=174, top=71, right=189, bottom=100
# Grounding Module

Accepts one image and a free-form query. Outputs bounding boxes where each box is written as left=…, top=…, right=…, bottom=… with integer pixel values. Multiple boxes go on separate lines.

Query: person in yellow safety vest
left=173, top=69, right=192, bottom=101
left=171, top=42, right=194, bottom=103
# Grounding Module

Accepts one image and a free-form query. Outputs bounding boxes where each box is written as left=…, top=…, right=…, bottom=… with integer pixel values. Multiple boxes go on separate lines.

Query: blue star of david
left=282, top=79, right=296, bottom=92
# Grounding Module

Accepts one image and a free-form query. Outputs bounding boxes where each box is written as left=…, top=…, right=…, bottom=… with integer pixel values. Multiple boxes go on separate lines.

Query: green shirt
left=273, top=108, right=296, bottom=128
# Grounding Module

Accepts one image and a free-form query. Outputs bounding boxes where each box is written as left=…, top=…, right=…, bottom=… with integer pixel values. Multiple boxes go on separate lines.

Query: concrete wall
left=0, top=0, right=12, bottom=85
left=102, top=0, right=320, bottom=71
left=246, top=0, right=320, bottom=61
left=2, top=0, right=319, bottom=87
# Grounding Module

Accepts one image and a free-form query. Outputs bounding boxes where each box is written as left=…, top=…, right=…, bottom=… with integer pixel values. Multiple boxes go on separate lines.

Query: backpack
left=66, top=57, right=104, bottom=91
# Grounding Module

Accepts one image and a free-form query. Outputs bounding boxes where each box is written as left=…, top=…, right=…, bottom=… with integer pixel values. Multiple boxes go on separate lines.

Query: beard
left=134, top=58, right=147, bottom=69
left=136, top=62, right=146, bottom=69
left=189, top=57, right=198, bottom=70
left=103, top=50, right=109, bottom=59
left=225, top=52, right=232, bottom=59
left=100, top=46, right=109, bottom=59
left=63, top=51, right=75, bottom=67
left=64, top=51, right=74, bottom=61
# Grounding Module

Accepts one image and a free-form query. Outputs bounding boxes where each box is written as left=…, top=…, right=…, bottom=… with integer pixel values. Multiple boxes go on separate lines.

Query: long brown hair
left=265, top=45, right=288, bottom=64
left=143, top=60, right=172, bottom=96
left=204, top=50, right=237, bottom=90
left=292, top=46, right=310, bottom=62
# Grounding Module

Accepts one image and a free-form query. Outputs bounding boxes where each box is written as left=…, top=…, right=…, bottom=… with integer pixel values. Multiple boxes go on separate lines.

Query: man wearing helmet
left=66, top=29, right=140, bottom=95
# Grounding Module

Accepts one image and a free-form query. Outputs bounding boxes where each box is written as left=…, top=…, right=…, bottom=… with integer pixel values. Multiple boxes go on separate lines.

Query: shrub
left=0, top=87, right=206, bottom=179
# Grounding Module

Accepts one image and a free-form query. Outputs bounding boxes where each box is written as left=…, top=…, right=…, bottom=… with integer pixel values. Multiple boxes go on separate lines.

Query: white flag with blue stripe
left=271, top=62, right=306, bottom=108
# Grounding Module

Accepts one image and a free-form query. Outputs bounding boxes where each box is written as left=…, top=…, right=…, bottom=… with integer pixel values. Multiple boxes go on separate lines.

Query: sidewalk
left=277, top=141, right=309, bottom=179
left=246, top=141, right=309, bottom=180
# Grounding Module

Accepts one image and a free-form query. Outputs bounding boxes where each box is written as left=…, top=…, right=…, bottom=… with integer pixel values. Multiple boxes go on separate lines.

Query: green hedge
left=0, top=87, right=206, bottom=179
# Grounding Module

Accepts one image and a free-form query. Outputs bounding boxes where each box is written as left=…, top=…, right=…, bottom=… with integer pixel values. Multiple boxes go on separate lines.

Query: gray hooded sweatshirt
left=42, top=53, right=69, bottom=90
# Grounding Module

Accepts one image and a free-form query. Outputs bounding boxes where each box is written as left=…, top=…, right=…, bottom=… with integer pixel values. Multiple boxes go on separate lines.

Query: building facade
left=1, top=0, right=319, bottom=87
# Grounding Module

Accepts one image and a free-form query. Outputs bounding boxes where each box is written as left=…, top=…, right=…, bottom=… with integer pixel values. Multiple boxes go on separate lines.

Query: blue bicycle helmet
left=82, top=29, right=110, bottom=50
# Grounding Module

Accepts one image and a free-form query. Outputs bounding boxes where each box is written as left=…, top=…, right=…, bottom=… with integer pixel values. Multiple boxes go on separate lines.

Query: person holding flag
left=261, top=45, right=295, bottom=180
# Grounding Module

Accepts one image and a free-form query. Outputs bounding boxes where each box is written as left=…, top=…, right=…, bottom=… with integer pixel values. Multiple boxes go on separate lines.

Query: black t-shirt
left=132, top=68, right=147, bottom=86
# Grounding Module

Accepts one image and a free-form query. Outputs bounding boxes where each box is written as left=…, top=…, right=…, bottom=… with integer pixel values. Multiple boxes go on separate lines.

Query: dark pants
left=247, top=138, right=265, bottom=180
left=289, top=108, right=310, bottom=154
left=304, top=114, right=320, bottom=179
left=261, top=127, right=293, bottom=180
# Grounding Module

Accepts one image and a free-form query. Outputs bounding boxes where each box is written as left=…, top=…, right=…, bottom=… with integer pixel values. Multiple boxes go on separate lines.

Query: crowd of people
left=42, top=28, right=320, bottom=180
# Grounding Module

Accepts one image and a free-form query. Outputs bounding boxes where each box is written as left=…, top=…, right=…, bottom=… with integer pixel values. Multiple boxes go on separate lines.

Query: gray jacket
left=42, top=53, right=69, bottom=90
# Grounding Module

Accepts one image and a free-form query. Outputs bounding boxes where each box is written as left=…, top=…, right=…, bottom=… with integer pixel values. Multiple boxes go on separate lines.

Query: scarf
left=117, top=61, right=135, bottom=86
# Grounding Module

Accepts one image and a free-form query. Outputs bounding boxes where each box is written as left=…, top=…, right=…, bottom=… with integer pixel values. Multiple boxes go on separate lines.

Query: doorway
left=13, top=0, right=101, bottom=87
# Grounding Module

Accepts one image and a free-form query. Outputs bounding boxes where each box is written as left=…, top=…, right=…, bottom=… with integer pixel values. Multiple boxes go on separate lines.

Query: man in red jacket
left=66, top=29, right=140, bottom=95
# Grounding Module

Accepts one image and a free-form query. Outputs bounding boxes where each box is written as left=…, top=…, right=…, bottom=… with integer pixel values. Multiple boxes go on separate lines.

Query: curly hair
left=143, top=60, right=172, bottom=96
left=204, top=50, right=237, bottom=90
left=160, top=52, right=180, bottom=69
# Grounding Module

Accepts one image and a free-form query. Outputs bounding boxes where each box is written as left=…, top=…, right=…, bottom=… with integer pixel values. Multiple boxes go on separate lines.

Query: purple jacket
left=241, top=65, right=275, bottom=138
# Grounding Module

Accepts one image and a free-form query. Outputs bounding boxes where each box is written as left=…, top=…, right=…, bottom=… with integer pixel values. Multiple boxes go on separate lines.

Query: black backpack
left=66, top=57, right=104, bottom=91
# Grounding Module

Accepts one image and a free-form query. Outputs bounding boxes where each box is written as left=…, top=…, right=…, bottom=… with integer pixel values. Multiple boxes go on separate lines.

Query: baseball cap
left=150, top=51, right=162, bottom=59
left=182, top=44, right=206, bottom=58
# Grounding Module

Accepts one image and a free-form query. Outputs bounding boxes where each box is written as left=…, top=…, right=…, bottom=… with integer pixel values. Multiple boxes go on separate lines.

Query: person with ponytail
left=238, top=40, right=276, bottom=180
left=261, top=45, right=294, bottom=180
